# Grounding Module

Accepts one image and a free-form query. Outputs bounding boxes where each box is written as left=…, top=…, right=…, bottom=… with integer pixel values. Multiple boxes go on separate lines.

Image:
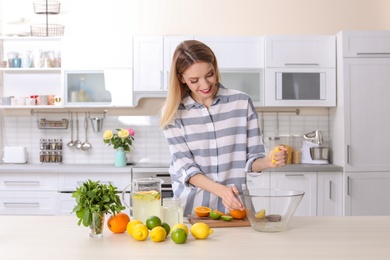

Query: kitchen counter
left=0, top=163, right=342, bottom=173
left=0, top=216, right=388, bottom=259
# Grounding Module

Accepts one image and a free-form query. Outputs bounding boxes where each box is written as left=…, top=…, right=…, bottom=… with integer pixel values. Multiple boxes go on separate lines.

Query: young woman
left=160, top=40, right=287, bottom=215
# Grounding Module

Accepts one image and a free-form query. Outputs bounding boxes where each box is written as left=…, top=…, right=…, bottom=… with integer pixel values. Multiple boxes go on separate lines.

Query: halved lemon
left=194, top=206, right=211, bottom=217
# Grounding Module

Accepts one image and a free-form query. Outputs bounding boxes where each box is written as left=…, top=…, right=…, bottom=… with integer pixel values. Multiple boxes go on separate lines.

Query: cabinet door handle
left=356, top=52, right=390, bottom=55
left=4, top=181, right=40, bottom=185
left=346, top=145, right=350, bottom=164
left=284, top=174, right=304, bottom=177
left=329, top=180, right=332, bottom=200
left=4, top=202, right=40, bottom=207
left=347, top=176, right=351, bottom=195
left=284, top=63, right=319, bottom=66
left=76, top=181, right=111, bottom=186
left=160, top=71, right=164, bottom=90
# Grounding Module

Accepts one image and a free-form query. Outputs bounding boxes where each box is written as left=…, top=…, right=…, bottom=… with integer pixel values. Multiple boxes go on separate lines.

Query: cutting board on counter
left=187, top=215, right=251, bottom=228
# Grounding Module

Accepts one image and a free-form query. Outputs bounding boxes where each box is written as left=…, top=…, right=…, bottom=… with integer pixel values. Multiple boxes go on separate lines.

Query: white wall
left=1, top=0, right=390, bottom=36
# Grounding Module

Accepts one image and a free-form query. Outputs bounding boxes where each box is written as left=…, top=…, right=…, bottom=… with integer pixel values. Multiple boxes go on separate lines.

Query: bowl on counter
left=242, top=189, right=304, bottom=232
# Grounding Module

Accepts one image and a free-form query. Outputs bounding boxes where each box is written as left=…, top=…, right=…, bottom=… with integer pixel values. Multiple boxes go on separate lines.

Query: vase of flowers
left=103, top=128, right=135, bottom=167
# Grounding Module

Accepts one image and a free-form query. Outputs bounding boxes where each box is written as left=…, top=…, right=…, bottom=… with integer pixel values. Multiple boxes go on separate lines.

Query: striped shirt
left=163, top=84, right=265, bottom=215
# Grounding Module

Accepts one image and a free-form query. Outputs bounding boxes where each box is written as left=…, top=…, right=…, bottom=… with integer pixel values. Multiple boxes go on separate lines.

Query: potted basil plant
left=71, top=179, right=126, bottom=238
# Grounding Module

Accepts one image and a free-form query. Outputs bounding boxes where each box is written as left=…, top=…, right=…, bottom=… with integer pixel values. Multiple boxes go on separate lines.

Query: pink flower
left=127, top=128, right=135, bottom=137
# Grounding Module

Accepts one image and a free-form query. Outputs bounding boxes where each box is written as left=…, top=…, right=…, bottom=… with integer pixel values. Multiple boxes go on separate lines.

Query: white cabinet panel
left=265, top=35, right=335, bottom=68
left=195, top=36, right=264, bottom=68
left=0, top=173, right=57, bottom=191
left=0, top=191, right=57, bottom=215
left=345, top=172, right=390, bottom=216
left=270, top=172, right=317, bottom=216
left=339, top=31, right=390, bottom=57
left=317, top=172, right=343, bottom=216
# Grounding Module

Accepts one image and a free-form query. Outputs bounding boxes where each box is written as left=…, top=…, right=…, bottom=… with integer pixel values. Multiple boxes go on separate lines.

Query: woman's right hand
left=266, top=145, right=288, bottom=168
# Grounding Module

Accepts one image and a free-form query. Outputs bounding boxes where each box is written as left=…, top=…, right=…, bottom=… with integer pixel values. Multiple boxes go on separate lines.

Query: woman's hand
left=266, top=145, right=288, bottom=168
left=218, top=186, right=244, bottom=211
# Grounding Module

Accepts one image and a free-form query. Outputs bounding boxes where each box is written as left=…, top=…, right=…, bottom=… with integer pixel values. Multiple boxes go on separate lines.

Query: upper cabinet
left=132, top=36, right=193, bottom=105
left=339, top=31, right=390, bottom=58
left=195, top=36, right=265, bottom=106
left=265, top=35, right=335, bottom=68
left=264, top=35, right=336, bottom=107
left=195, top=36, right=264, bottom=68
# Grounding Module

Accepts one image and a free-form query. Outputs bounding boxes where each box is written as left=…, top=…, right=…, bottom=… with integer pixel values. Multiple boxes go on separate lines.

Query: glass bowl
left=242, top=189, right=304, bottom=232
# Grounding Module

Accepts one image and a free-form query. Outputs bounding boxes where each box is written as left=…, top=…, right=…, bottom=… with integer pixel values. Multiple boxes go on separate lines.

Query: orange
left=107, top=212, right=131, bottom=234
left=229, top=209, right=247, bottom=220
left=194, top=206, right=211, bottom=217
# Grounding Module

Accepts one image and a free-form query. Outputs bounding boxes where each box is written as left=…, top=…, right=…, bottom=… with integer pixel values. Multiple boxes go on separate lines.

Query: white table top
left=0, top=216, right=389, bottom=260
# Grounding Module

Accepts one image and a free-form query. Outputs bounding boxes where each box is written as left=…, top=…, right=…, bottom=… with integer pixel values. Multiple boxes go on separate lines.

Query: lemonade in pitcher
left=132, top=190, right=161, bottom=223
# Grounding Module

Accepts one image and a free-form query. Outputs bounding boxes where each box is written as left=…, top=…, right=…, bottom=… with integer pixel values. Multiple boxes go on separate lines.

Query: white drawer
left=0, top=173, right=58, bottom=191
left=58, top=172, right=131, bottom=192
left=0, top=191, right=57, bottom=215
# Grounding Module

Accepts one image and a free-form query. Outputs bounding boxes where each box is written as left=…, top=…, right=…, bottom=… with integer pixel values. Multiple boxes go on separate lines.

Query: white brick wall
left=1, top=113, right=329, bottom=165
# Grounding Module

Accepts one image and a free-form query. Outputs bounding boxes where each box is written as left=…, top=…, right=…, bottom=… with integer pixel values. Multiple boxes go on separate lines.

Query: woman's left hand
left=219, top=186, right=244, bottom=211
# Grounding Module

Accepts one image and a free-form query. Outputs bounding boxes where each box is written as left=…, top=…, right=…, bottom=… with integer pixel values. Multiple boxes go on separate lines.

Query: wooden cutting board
left=187, top=214, right=251, bottom=228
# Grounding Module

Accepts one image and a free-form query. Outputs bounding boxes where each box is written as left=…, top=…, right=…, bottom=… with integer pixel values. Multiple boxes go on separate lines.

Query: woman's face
left=180, top=61, right=218, bottom=104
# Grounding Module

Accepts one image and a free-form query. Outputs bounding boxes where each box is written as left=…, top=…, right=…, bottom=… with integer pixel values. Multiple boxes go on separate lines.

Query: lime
left=131, top=223, right=149, bottom=241
left=190, top=222, right=213, bottom=239
left=171, top=228, right=188, bottom=244
left=150, top=226, right=167, bottom=242
left=146, top=216, right=162, bottom=230
left=209, top=210, right=222, bottom=220
left=221, top=215, right=233, bottom=221
left=161, top=222, right=171, bottom=235
left=171, top=223, right=189, bottom=235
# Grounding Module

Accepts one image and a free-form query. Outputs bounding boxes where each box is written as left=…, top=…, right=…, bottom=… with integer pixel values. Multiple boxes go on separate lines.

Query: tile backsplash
left=0, top=113, right=329, bottom=165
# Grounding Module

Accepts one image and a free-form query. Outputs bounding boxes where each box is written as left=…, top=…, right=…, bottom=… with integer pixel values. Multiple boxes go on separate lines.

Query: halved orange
left=229, top=209, right=247, bottom=220
left=194, top=206, right=211, bottom=217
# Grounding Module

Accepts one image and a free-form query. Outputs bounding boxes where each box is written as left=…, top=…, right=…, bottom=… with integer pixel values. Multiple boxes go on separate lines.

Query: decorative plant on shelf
left=71, top=180, right=125, bottom=237
left=103, top=128, right=135, bottom=152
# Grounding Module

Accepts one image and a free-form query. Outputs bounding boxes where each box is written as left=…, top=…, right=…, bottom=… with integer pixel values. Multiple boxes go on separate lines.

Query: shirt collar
left=182, top=83, right=230, bottom=110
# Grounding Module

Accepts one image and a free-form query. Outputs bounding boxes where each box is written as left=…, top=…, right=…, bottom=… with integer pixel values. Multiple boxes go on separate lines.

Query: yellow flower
left=103, top=130, right=113, bottom=140
left=118, top=129, right=129, bottom=139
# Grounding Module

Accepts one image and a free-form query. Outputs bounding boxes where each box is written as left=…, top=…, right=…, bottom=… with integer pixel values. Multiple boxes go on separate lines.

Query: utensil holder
left=90, top=117, right=104, bottom=132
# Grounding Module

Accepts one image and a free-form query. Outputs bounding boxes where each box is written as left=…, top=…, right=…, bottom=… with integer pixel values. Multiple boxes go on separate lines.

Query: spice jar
left=45, top=139, right=51, bottom=150
left=57, top=139, right=63, bottom=150
left=56, top=151, right=62, bottom=163
left=161, top=197, right=183, bottom=228
left=40, top=139, right=46, bottom=150
left=45, top=152, right=51, bottom=162
left=51, top=139, right=57, bottom=150
left=39, top=151, right=45, bottom=163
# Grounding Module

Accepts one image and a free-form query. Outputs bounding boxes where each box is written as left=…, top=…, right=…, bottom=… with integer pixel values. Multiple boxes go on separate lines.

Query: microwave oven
left=264, top=68, right=336, bottom=107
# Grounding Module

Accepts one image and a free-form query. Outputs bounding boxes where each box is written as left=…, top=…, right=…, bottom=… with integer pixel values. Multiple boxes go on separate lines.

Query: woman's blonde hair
left=160, top=40, right=221, bottom=129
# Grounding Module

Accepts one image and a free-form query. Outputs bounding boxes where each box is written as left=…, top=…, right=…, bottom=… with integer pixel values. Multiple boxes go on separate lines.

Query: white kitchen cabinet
left=339, top=31, right=390, bottom=58
left=345, top=172, right=390, bottom=216
left=331, top=31, right=390, bottom=216
left=195, top=36, right=264, bottom=69
left=61, top=36, right=133, bottom=69
left=317, top=172, right=343, bottom=216
left=265, top=35, right=335, bottom=68
left=0, top=172, right=58, bottom=215
left=133, top=36, right=193, bottom=105
left=0, top=37, right=62, bottom=107
left=195, top=36, right=265, bottom=106
left=247, top=171, right=317, bottom=216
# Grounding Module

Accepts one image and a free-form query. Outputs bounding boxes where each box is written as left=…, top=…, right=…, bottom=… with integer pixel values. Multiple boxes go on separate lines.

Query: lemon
left=171, top=228, right=187, bottom=244
left=255, top=209, right=266, bottom=219
left=149, top=226, right=167, bottom=242
left=146, top=215, right=162, bottom=230
left=131, top=223, right=149, bottom=241
left=272, top=146, right=282, bottom=165
left=126, top=219, right=143, bottom=237
left=171, top=223, right=189, bottom=235
left=190, top=222, right=213, bottom=239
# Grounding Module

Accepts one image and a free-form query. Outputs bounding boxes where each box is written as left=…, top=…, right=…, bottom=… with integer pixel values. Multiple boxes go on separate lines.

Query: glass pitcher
left=122, top=177, right=164, bottom=223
